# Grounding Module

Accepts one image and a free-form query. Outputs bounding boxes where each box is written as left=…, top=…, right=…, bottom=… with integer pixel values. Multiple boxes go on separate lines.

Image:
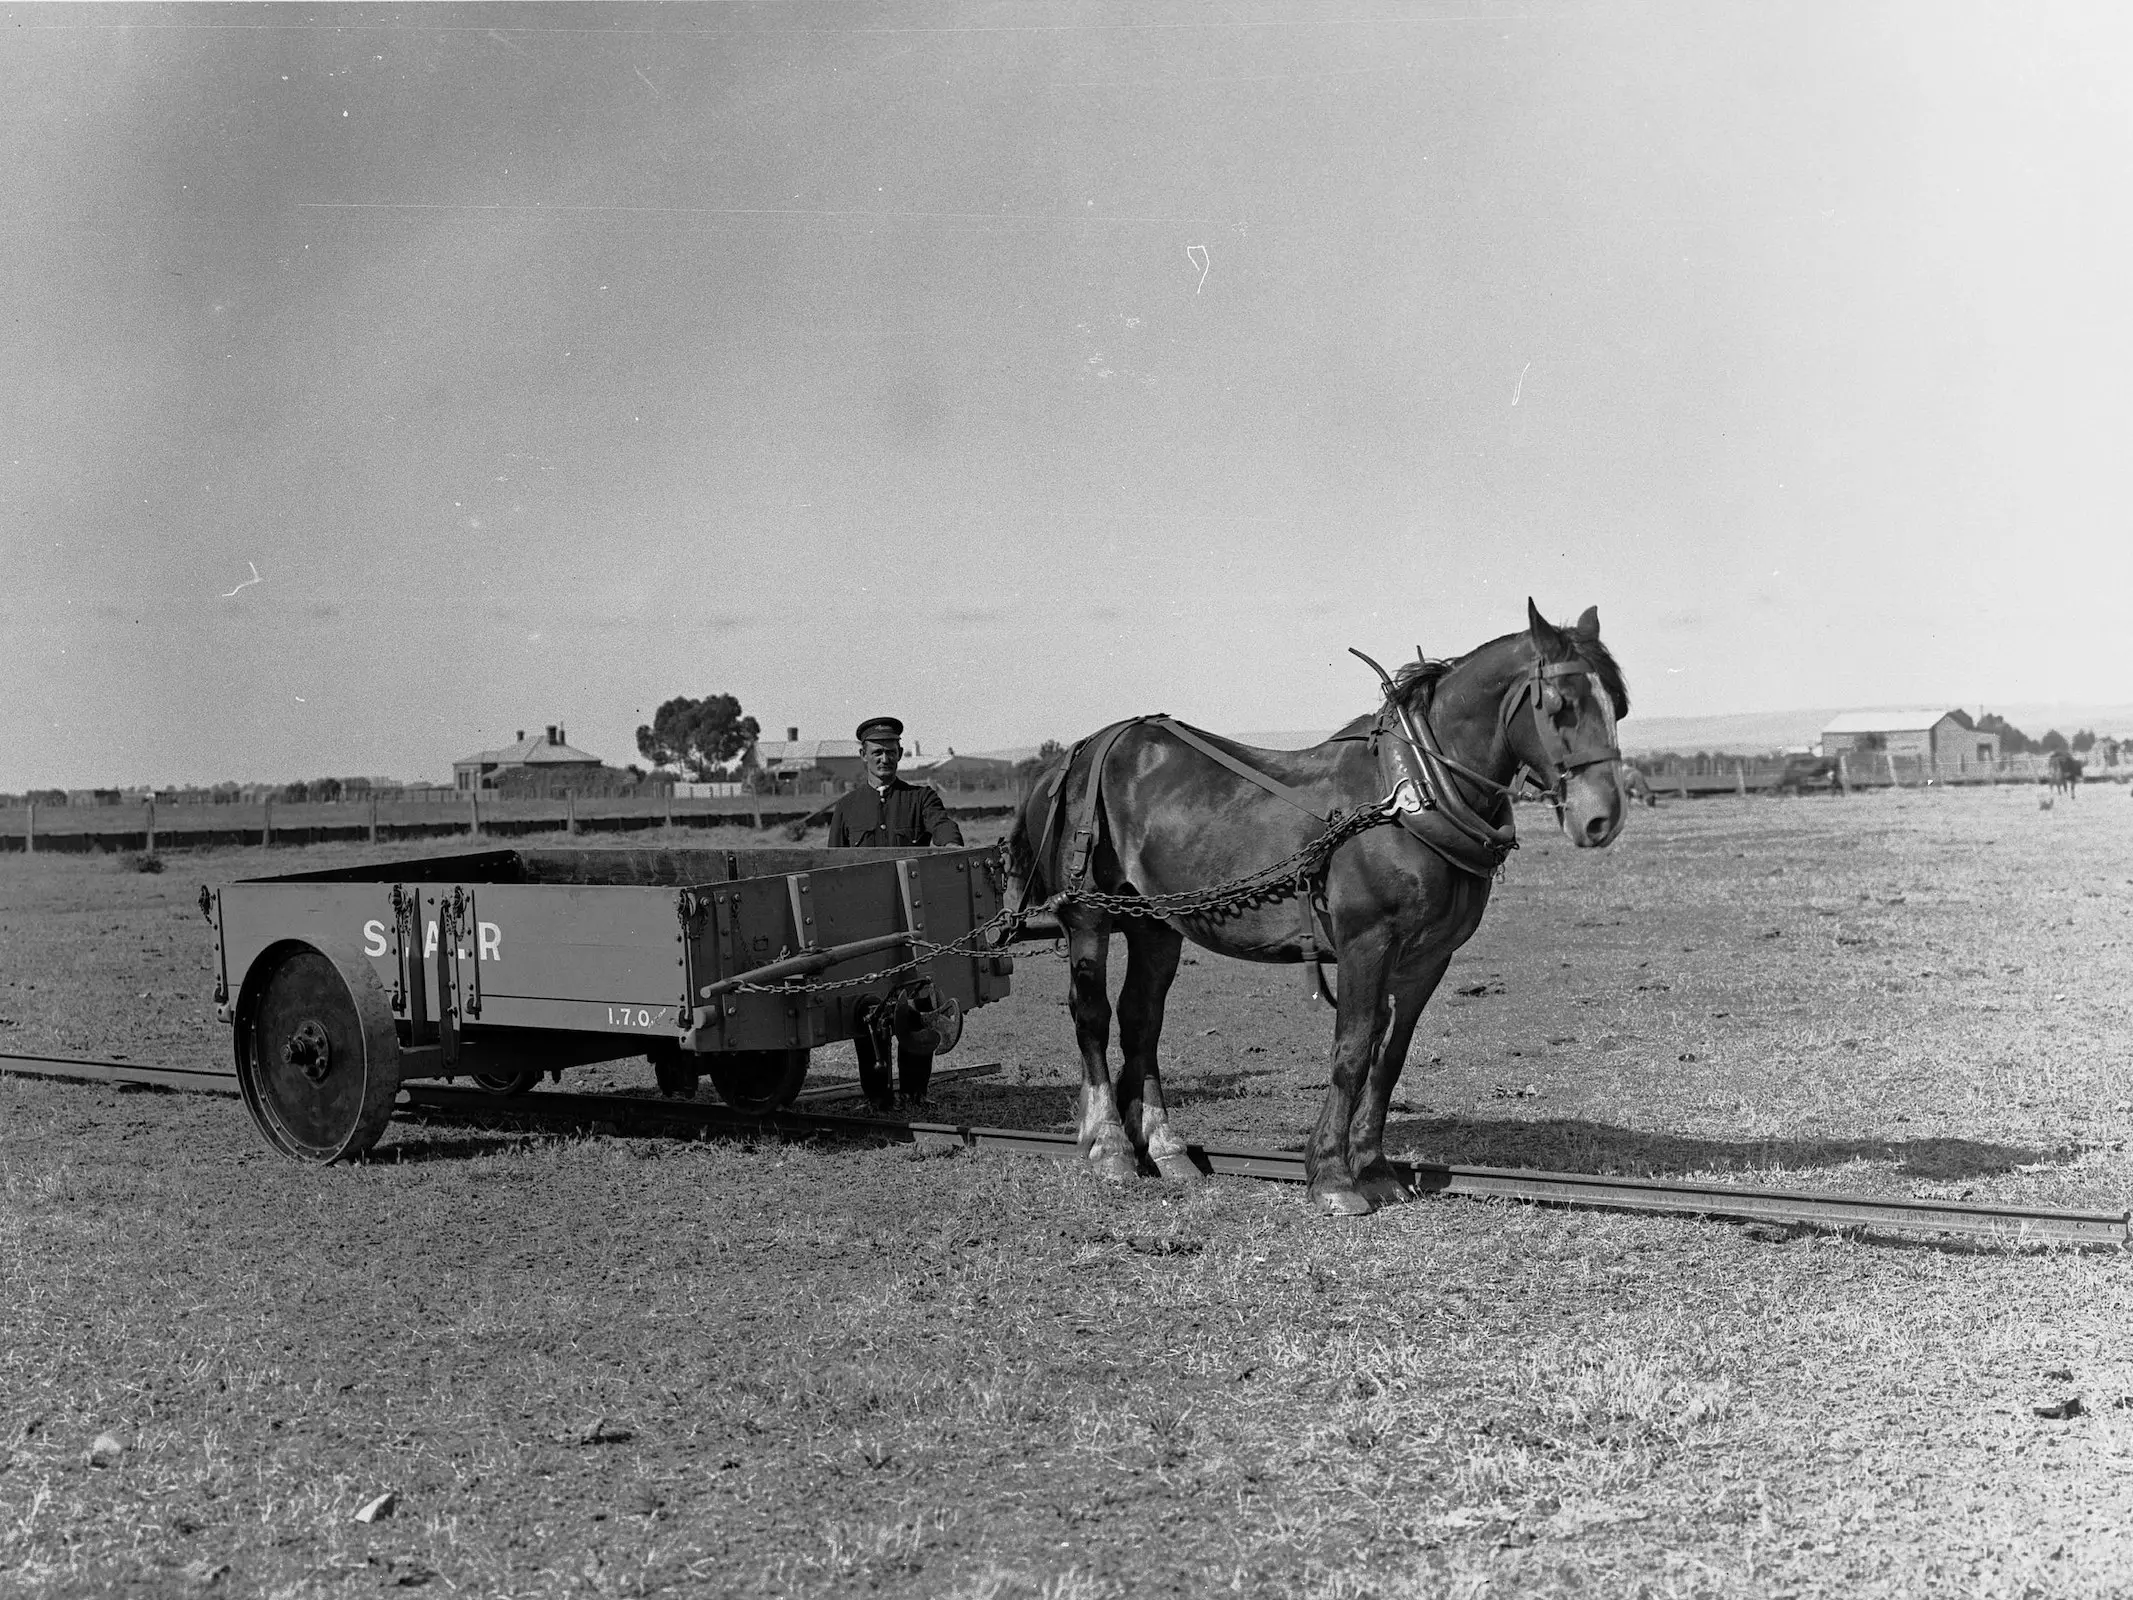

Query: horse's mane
left=1332, top=629, right=1631, bottom=739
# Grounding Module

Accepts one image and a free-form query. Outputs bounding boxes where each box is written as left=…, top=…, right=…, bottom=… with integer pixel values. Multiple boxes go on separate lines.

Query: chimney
left=787, top=726, right=799, bottom=743
left=546, top=724, right=558, bottom=745
left=516, top=730, right=524, bottom=743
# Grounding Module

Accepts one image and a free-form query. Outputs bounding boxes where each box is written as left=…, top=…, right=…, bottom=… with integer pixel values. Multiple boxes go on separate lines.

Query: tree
left=635, top=694, right=762, bottom=781
left=2072, top=728, right=2097, bottom=754
left=1975, top=713, right=2037, bottom=754
left=1013, top=738, right=1069, bottom=790
left=2039, top=728, right=2070, bottom=755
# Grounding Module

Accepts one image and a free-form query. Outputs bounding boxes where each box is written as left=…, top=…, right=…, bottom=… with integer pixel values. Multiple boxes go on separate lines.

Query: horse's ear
left=1573, top=605, right=1600, bottom=641
left=1526, top=598, right=1561, bottom=653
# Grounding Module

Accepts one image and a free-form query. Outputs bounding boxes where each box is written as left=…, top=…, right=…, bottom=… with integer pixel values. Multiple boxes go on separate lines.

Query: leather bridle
left=1497, top=657, right=1624, bottom=812
left=1351, top=646, right=1623, bottom=866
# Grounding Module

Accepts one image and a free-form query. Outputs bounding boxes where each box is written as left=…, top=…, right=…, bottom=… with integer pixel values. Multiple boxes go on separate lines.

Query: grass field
left=5, top=786, right=2133, bottom=1597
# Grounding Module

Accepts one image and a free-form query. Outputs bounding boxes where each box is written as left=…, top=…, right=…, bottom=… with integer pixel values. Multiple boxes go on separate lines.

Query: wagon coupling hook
left=283, top=1019, right=333, bottom=1084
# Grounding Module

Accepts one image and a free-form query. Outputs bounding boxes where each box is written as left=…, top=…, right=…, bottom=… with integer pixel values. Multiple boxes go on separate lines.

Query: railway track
left=2, top=1049, right=2123, bottom=1246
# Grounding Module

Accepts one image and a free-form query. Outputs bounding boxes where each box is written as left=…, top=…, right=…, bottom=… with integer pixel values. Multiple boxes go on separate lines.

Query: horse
left=1621, top=765, right=1658, bottom=807
left=1005, top=600, right=1629, bottom=1215
left=2045, top=751, right=2084, bottom=798
left=1774, top=754, right=1842, bottom=797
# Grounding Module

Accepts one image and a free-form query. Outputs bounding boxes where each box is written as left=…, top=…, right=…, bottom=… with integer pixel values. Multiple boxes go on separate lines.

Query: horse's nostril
left=1584, top=814, right=1611, bottom=843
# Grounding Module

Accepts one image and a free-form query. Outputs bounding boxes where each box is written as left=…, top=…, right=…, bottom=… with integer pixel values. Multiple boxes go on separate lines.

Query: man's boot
left=852, top=996, right=896, bottom=1114
left=892, top=983, right=946, bottom=1108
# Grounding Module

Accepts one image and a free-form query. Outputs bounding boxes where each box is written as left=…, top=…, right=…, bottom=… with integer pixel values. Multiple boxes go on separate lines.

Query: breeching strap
left=1043, top=714, right=1347, bottom=1003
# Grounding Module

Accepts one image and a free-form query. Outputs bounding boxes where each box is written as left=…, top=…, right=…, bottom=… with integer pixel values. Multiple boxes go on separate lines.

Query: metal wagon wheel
left=706, top=1049, right=810, bottom=1114
left=233, top=942, right=402, bottom=1162
left=468, top=1069, right=542, bottom=1096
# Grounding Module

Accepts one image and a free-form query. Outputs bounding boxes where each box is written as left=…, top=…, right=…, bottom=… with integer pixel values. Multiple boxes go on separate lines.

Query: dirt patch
left=5, top=792, right=2133, bottom=1596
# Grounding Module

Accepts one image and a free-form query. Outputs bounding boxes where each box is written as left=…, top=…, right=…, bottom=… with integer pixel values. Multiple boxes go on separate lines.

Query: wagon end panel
left=682, top=847, right=1010, bottom=1056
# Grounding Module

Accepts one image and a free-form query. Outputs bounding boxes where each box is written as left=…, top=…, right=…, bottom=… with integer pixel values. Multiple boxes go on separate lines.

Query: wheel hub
left=283, top=1018, right=333, bottom=1083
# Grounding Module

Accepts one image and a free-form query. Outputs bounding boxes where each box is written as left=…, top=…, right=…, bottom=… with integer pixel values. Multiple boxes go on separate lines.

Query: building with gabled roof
left=753, top=733, right=864, bottom=792
left=453, top=725, right=601, bottom=791
left=1818, top=710, right=1999, bottom=774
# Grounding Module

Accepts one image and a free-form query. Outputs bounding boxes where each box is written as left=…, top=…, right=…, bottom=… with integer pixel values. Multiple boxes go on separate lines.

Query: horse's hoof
left=1356, top=1172, right=1417, bottom=1206
left=1143, top=1124, right=1199, bottom=1183
left=1310, top=1184, right=1376, bottom=1217
left=1152, top=1149, right=1202, bottom=1183
left=1089, top=1144, right=1138, bottom=1184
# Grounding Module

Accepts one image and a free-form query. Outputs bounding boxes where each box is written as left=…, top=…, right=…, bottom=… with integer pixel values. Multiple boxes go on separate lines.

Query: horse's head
left=1509, top=599, right=1629, bottom=849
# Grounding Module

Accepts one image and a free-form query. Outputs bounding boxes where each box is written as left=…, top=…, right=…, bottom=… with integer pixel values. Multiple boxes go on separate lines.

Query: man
left=825, top=716, right=965, bottom=848
left=828, top=716, right=963, bottom=1111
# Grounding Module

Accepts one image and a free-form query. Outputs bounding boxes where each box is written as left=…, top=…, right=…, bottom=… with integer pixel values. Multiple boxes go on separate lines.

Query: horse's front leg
left=1064, top=910, right=1137, bottom=1183
left=1115, top=919, right=1196, bottom=1181
left=1348, top=950, right=1453, bottom=1207
left=1305, top=927, right=1394, bottom=1216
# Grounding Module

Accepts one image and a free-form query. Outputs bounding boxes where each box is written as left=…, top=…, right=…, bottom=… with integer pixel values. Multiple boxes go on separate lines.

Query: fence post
left=263, top=796, right=273, bottom=849
left=25, top=799, right=34, bottom=857
left=664, top=787, right=673, bottom=831
left=1735, top=761, right=1746, bottom=797
left=145, top=797, right=156, bottom=856
left=752, top=789, right=763, bottom=830
left=1886, top=752, right=1898, bottom=789
left=368, top=792, right=379, bottom=844
left=469, top=787, right=480, bottom=839
left=567, top=791, right=577, bottom=836
left=1836, top=753, right=1849, bottom=795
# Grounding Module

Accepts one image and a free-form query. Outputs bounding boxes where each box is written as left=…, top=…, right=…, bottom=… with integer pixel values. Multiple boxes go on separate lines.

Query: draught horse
left=1006, top=601, right=1630, bottom=1215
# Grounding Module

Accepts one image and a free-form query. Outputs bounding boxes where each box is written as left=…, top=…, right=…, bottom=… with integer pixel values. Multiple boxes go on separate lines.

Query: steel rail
left=2, top=1050, right=2123, bottom=1245
left=792, top=1061, right=1002, bottom=1103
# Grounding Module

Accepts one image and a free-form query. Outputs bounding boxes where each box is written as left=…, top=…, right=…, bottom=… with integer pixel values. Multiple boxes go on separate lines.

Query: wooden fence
left=0, top=788, right=1027, bottom=856
left=1631, top=752, right=2126, bottom=798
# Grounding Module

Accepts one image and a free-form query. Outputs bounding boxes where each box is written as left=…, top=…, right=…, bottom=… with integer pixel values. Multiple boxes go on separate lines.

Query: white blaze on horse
left=1007, top=601, right=1630, bottom=1215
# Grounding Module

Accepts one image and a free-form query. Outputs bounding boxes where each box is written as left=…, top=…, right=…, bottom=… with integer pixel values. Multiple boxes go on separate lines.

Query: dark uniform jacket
left=826, top=778, right=965, bottom=849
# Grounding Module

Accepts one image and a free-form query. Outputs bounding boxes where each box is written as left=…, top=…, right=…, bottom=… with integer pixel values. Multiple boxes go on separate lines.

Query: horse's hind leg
left=1064, top=910, right=1137, bottom=1183
left=1115, top=920, right=1196, bottom=1182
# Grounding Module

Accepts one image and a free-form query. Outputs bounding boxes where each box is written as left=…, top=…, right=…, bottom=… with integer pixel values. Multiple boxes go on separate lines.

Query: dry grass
left=5, top=789, right=2133, bottom=1595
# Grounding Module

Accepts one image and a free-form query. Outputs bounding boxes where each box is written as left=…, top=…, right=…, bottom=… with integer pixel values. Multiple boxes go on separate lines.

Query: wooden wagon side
left=208, top=844, right=1012, bottom=1162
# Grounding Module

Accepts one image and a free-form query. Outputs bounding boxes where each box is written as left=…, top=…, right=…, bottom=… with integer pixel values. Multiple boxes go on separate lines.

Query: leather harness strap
left=1146, top=717, right=1330, bottom=820
left=1037, top=715, right=1344, bottom=1001
left=1059, top=716, right=1152, bottom=893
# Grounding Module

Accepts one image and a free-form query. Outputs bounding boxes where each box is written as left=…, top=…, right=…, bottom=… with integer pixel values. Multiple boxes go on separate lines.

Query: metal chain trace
left=1045, top=799, right=1398, bottom=926
left=725, top=802, right=1398, bottom=998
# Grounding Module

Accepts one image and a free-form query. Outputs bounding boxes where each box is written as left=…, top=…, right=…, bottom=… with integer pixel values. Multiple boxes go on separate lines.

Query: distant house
left=453, top=725, right=602, bottom=792
left=753, top=729, right=864, bottom=793
left=1819, top=711, right=1999, bottom=775
left=903, top=752, right=1019, bottom=790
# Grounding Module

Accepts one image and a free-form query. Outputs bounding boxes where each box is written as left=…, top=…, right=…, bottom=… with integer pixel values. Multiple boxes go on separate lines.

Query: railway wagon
left=203, top=843, right=1013, bottom=1162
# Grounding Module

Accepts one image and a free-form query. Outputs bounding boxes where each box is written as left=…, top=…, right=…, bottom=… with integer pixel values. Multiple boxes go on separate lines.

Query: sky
left=4, top=1, right=2130, bottom=788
